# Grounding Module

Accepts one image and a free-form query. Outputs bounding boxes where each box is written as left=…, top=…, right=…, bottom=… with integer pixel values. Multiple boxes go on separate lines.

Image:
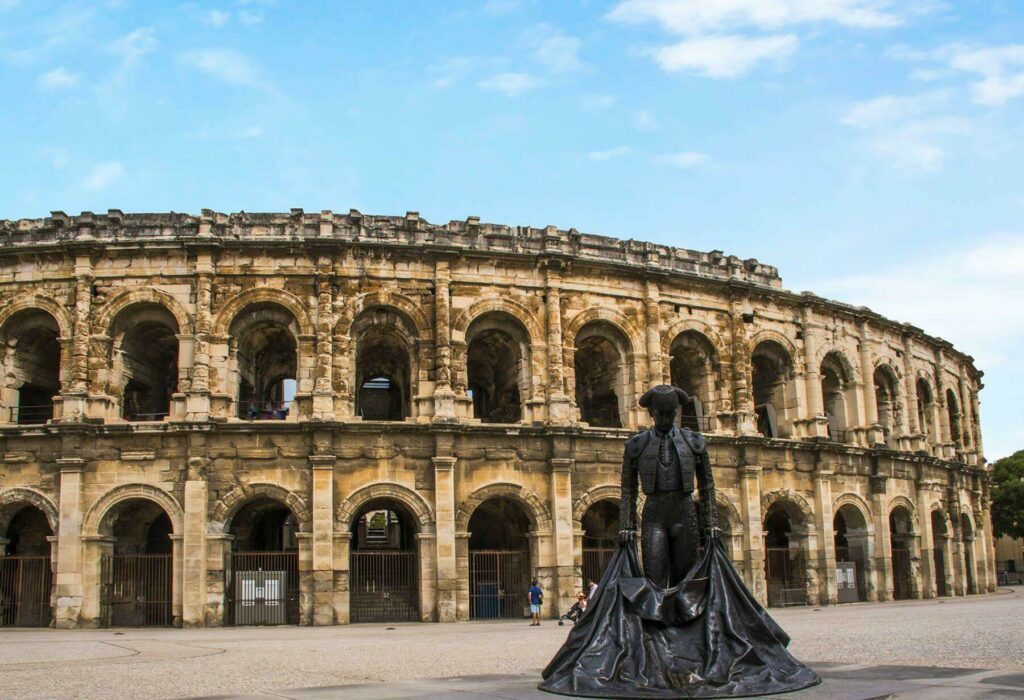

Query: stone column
left=170, top=534, right=184, bottom=626
left=182, top=466, right=208, bottom=627
left=729, top=297, right=755, bottom=435
left=738, top=464, right=766, bottom=603
left=644, top=280, right=663, bottom=387
left=296, top=532, right=314, bottom=625
left=310, top=453, right=336, bottom=625
left=870, top=476, right=893, bottom=601
left=205, top=533, right=232, bottom=626
left=958, top=372, right=976, bottom=460
left=187, top=251, right=214, bottom=421
left=433, top=455, right=458, bottom=622
left=54, top=457, right=84, bottom=627
left=799, top=306, right=828, bottom=438
left=858, top=320, right=882, bottom=445
left=312, top=273, right=335, bottom=420
left=433, top=260, right=457, bottom=422
left=332, top=532, right=350, bottom=624
left=550, top=457, right=576, bottom=617
left=916, top=484, right=935, bottom=598
left=545, top=266, right=573, bottom=424
left=61, top=255, right=94, bottom=420
left=900, top=334, right=924, bottom=451
left=812, top=461, right=837, bottom=605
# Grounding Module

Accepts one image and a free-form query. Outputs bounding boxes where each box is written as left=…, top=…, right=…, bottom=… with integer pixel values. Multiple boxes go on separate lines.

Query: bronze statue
left=540, top=384, right=819, bottom=698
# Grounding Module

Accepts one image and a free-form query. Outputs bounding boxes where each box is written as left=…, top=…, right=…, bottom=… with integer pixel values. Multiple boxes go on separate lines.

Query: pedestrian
left=587, top=579, right=598, bottom=601
left=528, top=578, right=543, bottom=626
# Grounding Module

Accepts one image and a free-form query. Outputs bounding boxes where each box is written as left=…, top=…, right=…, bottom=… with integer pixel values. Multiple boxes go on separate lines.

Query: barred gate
left=469, top=549, right=529, bottom=619
left=582, top=547, right=614, bottom=588
left=0, top=556, right=53, bottom=627
left=226, top=552, right=299, bottom=626
left=350, top=551, right=418, bottom=623
left=933, top=548, right=947, bottom=597
left=892, top=548, right=913, bottom=600
left=765, top=547, right=807, bottom=607
left=100, top=554, right=172, bottom=627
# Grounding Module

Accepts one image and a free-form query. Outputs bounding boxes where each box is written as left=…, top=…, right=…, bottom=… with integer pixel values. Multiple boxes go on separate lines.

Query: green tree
left=991, top=450, right=1024, bottom=539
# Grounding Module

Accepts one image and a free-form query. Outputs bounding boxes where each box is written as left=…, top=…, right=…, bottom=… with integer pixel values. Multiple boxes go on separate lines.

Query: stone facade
left=0, top=209, right=994, bottom=629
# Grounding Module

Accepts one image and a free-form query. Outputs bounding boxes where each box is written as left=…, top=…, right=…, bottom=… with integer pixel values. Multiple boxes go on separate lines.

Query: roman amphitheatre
left=0, top=209, right=990, bottom=629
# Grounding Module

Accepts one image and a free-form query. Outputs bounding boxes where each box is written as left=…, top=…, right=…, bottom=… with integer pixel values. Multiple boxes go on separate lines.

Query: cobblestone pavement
left=1, top=587, right=1020, bottom=699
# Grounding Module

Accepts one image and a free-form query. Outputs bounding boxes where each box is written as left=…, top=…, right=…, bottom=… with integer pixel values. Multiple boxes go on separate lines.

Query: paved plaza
left=2, top=588, right=1021, bottom=699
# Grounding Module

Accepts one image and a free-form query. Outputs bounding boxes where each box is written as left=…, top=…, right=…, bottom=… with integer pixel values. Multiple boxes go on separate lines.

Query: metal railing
left=765, top=547, right=807, bottom=607
left=891, top=548, right=913, bottom=600
left=469, top=549, right=530, bottom=620
left=100, top=553, right=173, bottom=627
left=0, top=556, right=53, bottom=627
left=11, top=404, right=53, bottom=425
left=350, top=551, right=418, bottom=623
left=124, top=411, right=169, bottom=422
left=582, top=547, right=615, bottom=589
left=826, top=428, right=850, bottom=444
left=238, top=401, right=290, bottom=420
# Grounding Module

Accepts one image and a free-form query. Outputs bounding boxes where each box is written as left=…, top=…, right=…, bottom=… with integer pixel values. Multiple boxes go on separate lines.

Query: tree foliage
left=991, top=450, right=1024, bottom=540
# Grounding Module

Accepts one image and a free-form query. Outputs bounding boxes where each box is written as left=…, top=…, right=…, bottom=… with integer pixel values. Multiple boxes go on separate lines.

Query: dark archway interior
left=874, top=365, right=900, bottom=447
left=820, top=353, right=849, bottom=438
left=356, top=321, right=410, bottom=421
left=575, top=333, right=622, bottom=428
left=351, top=499, right=417, bottom=551
left=669, top=332, right=715, bottom=430
left=834, top=510, right=850, bottom=549
left=117, top=305, right=180, bottom=420
left=4, top=505, right=53, bottom=556
left=106, top=499, right=172, bottom=555
left=233, top=303, right=297, bottom=419
left=889, top=507, right=913, bottom=539
left=4, top=310, right=61, bottom=424
left=946, top=389, right=961, bottom=446
left=751, top=341, right=791, bottom=438
left=764, top=507, right=792, bottom=548
left=467, top=327, right=522, bottom=423
left=230, top=499, right=297, bottom=552
left=468, top=497, right=531, bottom=550
left=916, top=378, right=933, bottom=439
left=581, top=501, right=619, bottom=548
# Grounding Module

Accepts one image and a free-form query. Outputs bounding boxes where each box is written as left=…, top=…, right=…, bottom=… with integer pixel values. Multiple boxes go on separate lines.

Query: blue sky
left=1, top=0, right=1022, bottom=459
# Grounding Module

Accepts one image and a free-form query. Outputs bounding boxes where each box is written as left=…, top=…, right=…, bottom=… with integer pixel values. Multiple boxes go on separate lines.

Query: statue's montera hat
left=638, top=384, right=689, bottom=411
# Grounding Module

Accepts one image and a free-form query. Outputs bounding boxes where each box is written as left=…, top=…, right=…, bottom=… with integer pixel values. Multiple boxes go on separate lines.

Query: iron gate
left=100, top=554, right=172, bottom=627
left=350, top=551, right=418, bottom=623
left=765, top=547, right=807, bottom=607
left=892, top=548, right=912, bottom=600
left=226, top=552, right=299, bottom=625
left=582, top=547, right=614, bottom=589
left=469, top=549, right=529, bottom=619
left=0, top=556, right=53, bottom=627
left=933, top=548, right=947, bottom=597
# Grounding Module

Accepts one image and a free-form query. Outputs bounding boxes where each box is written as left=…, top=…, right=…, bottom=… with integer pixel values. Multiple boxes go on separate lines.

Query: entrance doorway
left=468, top=497, right=531, bottom=619
left=99, top=499, right=173, bottom=627
left=833, top=505, right=869, bottom=602
left=764, top=503, right=807, bottom=607
left=581, top=501, right=618, bottom=587
left=931, top=510, right=949, bottom=597
left=889, top=506, right=915, bottom=600
left=227, top=498, right=299, bottom=625
left=349, top=500, right=419, bottom=623
left=1, top=504, right=53, bottom=627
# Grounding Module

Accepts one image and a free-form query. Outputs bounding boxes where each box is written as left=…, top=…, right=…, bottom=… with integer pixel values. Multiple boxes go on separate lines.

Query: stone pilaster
left=916, top=484, right=935, bottom=598
left=54, top=457, right=84, bottom=627
left=61, top=255, right=93, bottom=420
left=433, top=259, right=457, bottom=422
left=644, top=280, right=663, bottom=387
left=858, top=320, right=882, bottom=445
left=798, top=306, right=829, bottom=438
left=182, top=469, right=208, bottom=627
left=870, top=476, right=893, bottom=601
left=812, top=462, right=837, bottom=605
left=310, top=453, right=336, bottom=625
left=729, top=296, right=756, bottom=435
left=312, top=272, right=335, bottom=420
left=545, top=265, right=573, bottom=424
left=738, top=464, right=765, bottom=603
left=187, top=249, right=214, bottom=421
left=550, top=457, right=576, bottom=616
left=432, top=455, right=458, bottom=622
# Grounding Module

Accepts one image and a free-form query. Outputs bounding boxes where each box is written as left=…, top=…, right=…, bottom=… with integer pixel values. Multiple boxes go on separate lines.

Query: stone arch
left=887, top=495, right=918, bottom=529
left=209, top=482, right=311, bottom=534
left=0, top=487, right=59, bottom=534
left=452, top=297, right=544, bottom=347
left=455, top=482, right=552, bottom=535
left=572, top=484, right=621, bottom=524
left=0, top=294, right=73, bottom=339
left=336, top=482, right=435, bottom=533
left=832, top=492, right=874, bottom=532
left=746, top=330, right=798, bottom=366
left=761, top=489, right=814, bottom=525
left=713, top=492, right=743, bottom=532
left=212, top=287, right=314, bottom=338
left=82, top=483, right=184, bottom=537
left=92, top=287, right=194, bottom=336
left=815, top=346, right=861, bottom=383
left=661, top=318, right=726, bottom=362
left=929, top=502, right=952, bottom=535
left=564, top=307, right=643, bottom=353
left=335, top=290, right=431, bottom=340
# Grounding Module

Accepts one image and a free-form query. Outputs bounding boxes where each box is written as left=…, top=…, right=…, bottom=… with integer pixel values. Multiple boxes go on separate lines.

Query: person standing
left=528, top=579, right=543, bottom=626
left=586, top=579, right=597, bottom=601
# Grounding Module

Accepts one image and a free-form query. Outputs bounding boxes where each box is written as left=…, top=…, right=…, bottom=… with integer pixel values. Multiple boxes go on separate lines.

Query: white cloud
left=632, top=109, right=657, bottom=130
left=37, top=67, right=78, bottom=90
left=83, top=161, right=123, bottom=190
left=202, top=10, right=231, bottom=28
left=477, top=72, right=542, bottom=97
left=530, top=25, right=583, bottom=72
left=653, top=33, right=797, bottom=78
left=108, top=27, right=158, bottom=68
left=948, top=44, right=1024, bottom=106
left=180, top=48, right=258, bottom=86
left=840, top=91, right=947, bottom=128
left=652, top=151, right=708, bottom=168
left=607, top=0, right=902, bottom=33
left=588, top=146, right=632, bottom=161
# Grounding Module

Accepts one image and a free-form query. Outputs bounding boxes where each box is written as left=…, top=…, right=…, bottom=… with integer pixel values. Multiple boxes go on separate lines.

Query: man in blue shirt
left=528, top=579, right=543, bottom=626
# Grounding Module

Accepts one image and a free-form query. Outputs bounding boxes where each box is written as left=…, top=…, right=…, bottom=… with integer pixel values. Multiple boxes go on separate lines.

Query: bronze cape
left=538, top=535, right=820, bottom=698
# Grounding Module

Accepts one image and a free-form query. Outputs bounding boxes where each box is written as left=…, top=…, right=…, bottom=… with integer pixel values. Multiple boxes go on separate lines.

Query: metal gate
left=350, top=551, right=418, bottom=623
left=835, top=546, right=866, bottom=602
left=892, top=548, right=913, bottom=600
left=933, top=548, right=947, bottom=597
left=964, top=547, right=976, bottom=594
left=226, top=552, right=298, bottom=625
left=469, top=550, right=529, bottom=619
left=100, top=554, right=172, bottom=627
left=0, top=556, right=53, bottom=627
left=765, top=547, right=807, bottom=606
left=582, top=547, right=614, bottom=589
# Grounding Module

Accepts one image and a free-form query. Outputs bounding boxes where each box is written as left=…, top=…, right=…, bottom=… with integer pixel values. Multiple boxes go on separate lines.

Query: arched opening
left=946, top=389, right=962, bottom=449
left=820, top=352, right=853, bottom=443
left=889, top=506, right=915, bottom=600
left=669, top=331, right=717, bottom=431
left=1, top=310, right=61, bottom=424
left=574, top=322, right=629, bottom=428
left=916, top=378, right=935, bottom=442
left=111, top=304, right=179, bottom=421
left=834, top=505, right=869, bottom=602
left=354, top=309, right=414, bottom=421
left=466, top=313, right=527, bottom=423
left=751, top=341, right=794, bottom=438
left=227, top=498, right=299, bottom=625
left=231, top=303, right=298, bottom=420
left=99, top=498, right=173, bottom=627
left=349, top=499, right=420, bottom=623
left=874, top=365, right=901, bottom=448
left=763, top=501, right=808, bottom=606
left=960, top=513, right=976, bottom=595
left=1, top=504, right=53, bottom=627
left=581, top=501, right=619, bottom=586
left=468, top=497, right=532, bottom=619
left=931, top=510, right=949, bottom=597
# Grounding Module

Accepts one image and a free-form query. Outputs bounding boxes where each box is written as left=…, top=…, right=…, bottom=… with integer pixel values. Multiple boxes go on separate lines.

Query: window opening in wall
left=820, top=353, right=851, bottom=443
left=752, top=341, right=792, bottom=439
left=354, top=311, right=412, bottom=421
left=116, top=306, right=180, bottom=421
left=232, top=303, right=298, bottom=420
left=916, top=378, right=933, bottom=441
left=669, top=331, right=716, bottom=432
left=574, top=322, right=628, bottom=428
left=2, top=310, right=61, bottom=424
left=945, top=389, right=962, bottom=448
left=466, top=314, right=526, bottom=424
left=874, top=365, right=901, bottom=449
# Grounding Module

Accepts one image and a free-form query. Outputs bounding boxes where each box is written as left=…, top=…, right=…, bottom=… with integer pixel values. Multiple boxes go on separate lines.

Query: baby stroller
left=558, top=594, right=588, bottom=625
